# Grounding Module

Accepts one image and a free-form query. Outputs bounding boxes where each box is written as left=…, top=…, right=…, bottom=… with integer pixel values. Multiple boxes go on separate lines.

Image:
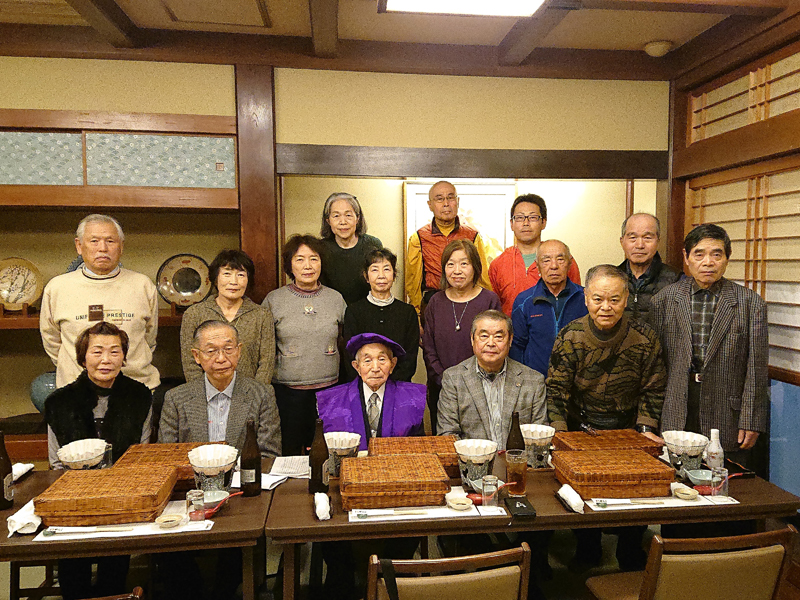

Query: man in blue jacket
left=510, top=240, right=588, bottom=375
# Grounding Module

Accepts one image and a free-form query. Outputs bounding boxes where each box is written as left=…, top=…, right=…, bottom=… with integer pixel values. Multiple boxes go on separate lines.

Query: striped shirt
left=477, top=360, right=507, bottom=449
left=204, top=373, right=236, bottom=442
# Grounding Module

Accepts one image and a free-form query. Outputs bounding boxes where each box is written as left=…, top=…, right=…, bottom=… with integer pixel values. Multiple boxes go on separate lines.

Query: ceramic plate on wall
left=156, top=254, right=212, bottom=307
left=0, top=257, right=44, bottom=311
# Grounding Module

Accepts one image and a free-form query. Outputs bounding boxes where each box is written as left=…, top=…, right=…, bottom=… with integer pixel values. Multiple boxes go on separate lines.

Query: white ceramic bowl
left=57, top=438, right=108, bottom=469
left=662, top=431, right=709, bottom=457
left=520, top=424, right=555, bottom=445
left=324, top=431, right=361, bottom=453
left=454, top=439, right=498, bottom=464
left=685, top=469, right=713, bottom=486
left=188, top=444, right=239, bottom=476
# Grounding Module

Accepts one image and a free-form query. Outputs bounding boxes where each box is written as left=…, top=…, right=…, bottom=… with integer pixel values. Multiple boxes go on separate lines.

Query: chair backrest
left=366, top=543, right=531, bottom=600
left=85, top=586, right=144, bottom=600
left=640, top=526, right=796, bottom=600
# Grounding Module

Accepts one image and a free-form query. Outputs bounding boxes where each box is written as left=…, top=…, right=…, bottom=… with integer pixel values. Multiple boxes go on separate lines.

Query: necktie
left=368, top=393, right=380, bottom=435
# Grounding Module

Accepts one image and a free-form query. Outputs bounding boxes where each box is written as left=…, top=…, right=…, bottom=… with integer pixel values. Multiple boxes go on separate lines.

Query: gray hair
left=76, top=214, right=125, bottom=243
left=585, top=264, right=628, bottom=288
left=192, top=320, right=239, bottom=348
left=470, top=309, right=513, bottom=338
left=620, top=213, right=661, bottom=238
left=320, top=193, right=367, bottom=239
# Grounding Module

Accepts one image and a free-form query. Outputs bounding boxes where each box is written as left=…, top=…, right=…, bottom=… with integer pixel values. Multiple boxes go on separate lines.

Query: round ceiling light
left=644, top=40, right=674, bottom=58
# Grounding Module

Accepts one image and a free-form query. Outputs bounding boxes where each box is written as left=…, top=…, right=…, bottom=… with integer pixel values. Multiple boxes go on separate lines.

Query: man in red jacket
left=489, top=194, right=581, bottom=315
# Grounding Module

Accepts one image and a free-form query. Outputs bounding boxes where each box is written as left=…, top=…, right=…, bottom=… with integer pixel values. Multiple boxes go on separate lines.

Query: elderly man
left=40, top=214, right=159, bottom=390
left=405, top=180, right=492, bottom=317
left=547, top=264, right=666, bottom=571
left=490, top=194, right=581, bottom=315
left=159, top=320, right=280, bottom=457
left=317, top=333, right=425, bottom=450
left=438, top=310, right=547, bottom=447
left=510, top=240, right=588, bottom=376
left=651, top=224, right=768, bottom=467
left=618, top=213, right=681, bottom=324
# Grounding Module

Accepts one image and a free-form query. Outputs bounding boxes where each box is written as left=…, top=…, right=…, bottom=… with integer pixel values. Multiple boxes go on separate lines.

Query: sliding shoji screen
left=690, top=49, right=800, bottom=144
left=687, top=156, right=800, bottom=379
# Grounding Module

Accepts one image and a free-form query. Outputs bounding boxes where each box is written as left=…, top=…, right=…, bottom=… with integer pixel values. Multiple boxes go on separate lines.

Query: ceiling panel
left=0, top=0, right=87, bottom=26
left=540, top=9, right=726, bottom=51
left=163, top=0, right=264, bottom=26
left=339, top=0, right=516, bottom=46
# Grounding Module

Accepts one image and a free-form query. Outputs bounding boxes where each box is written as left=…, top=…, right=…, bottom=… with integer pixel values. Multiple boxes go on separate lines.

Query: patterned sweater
left=546, top=315, right=666, bottom=431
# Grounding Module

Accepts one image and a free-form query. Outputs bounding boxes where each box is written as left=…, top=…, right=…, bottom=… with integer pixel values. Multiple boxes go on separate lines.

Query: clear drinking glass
left=711, top=467, right=729, bottom=497
left=505, top=449, right=528, bottom=497
left=481, top=475, right=499, bottom=507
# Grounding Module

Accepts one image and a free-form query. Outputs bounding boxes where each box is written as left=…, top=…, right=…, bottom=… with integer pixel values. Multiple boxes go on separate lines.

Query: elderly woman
left=343, top=248, right=420, bottom=382
left=422, top=239, right=501, bottom=433
left=264, top=234, right=346, bottom=455
left=319, top=192, right=382, bottom=305
left=45, top=321, right=152, bottom=600
left=180, top=249, right=275, bottom=386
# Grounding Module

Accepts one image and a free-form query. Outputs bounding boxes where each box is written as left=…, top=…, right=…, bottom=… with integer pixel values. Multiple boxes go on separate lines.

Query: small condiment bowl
left=685, top=469, right=713, bottom=486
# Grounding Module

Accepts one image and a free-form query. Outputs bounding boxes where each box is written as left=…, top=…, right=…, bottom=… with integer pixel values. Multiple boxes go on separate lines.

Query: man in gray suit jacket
left=438, top=309, right=547, bottom=449
left=651, top=223, right=768, bottom=467
left=159, top=320, right=281, bottom=457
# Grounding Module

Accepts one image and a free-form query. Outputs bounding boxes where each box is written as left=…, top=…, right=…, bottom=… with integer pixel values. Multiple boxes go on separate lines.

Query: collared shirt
left=623, top=258, right=655, bottom=292
left=205, top=372, right=236, bottom=442
left=690, top=279, right=722, bottom=370
left=476, top=360, right=507, bottom=448
left=362, top=381, right=386, bottom=436
left=81, top=264, right=121, bottom=279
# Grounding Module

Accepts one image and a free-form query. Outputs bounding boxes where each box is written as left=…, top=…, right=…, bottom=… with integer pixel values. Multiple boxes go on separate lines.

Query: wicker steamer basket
left=339, top=453, right=449, bottom=510
left=553, top=449, right=674, bottom=499
left=553, top=429, right=663, bottom=457
left=368, top=436, right=459, bottom=478
left=115, top=442, right=215, bottom=490
left=34, top=465, right=178, bottom=526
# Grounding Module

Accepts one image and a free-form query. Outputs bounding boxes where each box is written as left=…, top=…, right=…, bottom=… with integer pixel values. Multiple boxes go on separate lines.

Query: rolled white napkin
left=557, top=484, right=585, bottom=514
left=7, top=500, right=41, bottom=537
left=12, top=463, right=34, bottom=482
left=314, top=493, right=331, bottom=520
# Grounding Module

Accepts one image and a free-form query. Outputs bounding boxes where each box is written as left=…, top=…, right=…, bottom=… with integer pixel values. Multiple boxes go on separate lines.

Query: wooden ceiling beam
left=309, top=0, right=339, bottom=58
left=578, top=0, right=787, bottom=17
left=498, top=5, right=574, bottom=66
left=63, top=0, right=142, bottom=48
left=0, top=24, right=673, bottom=80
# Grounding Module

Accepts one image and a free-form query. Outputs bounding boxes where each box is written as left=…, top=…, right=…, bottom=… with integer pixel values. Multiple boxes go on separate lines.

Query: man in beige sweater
left=40, top=214, right=160, bottom=390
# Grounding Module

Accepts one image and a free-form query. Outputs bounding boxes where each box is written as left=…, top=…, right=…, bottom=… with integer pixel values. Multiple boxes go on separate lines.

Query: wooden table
left=0, top=468, right=273, bottom=600
left=265, top=460, right=800, bottom=600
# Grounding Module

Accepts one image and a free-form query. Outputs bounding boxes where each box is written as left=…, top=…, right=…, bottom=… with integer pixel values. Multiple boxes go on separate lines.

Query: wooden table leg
left=283, top=544, right=300, bottom=600
left=242, top=546, right=255, bottom=600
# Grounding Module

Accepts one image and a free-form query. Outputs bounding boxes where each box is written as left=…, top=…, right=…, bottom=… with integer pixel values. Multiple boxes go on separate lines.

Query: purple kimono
left=316, top=378, right=426, bottom=451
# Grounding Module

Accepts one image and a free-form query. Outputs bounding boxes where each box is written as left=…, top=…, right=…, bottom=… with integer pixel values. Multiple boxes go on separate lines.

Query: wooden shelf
left=0, top=309, right=183, bottom=330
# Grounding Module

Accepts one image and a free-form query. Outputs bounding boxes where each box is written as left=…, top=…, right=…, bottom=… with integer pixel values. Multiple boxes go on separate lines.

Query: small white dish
left=203, top=490, right=229, bottom=506
left=447, top=497, right=474, bottom=511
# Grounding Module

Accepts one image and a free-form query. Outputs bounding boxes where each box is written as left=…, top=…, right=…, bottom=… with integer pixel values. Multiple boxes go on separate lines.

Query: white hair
left=76, top=214, right=125, bottom=243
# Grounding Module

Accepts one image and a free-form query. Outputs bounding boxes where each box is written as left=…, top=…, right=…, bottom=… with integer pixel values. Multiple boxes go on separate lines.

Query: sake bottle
left=0, top=431, right=13, bottom=510
left=707, top=428, right=725, bottom=470
left=506, top=411, right=525, bottom=452
left=309, top=419, right=329, bottom=494
left=240, top=419, right=261, bottom=497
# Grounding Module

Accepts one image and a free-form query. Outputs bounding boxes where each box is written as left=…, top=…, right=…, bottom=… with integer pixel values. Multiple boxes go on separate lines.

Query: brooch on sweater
left=304, top=304, right=316, bottom=315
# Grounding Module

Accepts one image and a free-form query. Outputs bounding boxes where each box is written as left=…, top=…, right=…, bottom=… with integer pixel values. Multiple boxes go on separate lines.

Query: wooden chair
left=586, top=525, right=796, bottom=600
left=86, top=586, right=144, bottom=600
left=365, top=542, right=530, bottom=600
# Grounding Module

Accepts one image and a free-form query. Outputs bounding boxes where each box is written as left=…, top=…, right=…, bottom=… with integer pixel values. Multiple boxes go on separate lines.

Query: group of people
left=36, top=176, right=768, bottom=599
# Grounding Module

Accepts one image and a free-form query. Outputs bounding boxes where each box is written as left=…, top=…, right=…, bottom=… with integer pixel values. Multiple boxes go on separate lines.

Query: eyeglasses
left=197, top=346, right=239, bottom=359
left=512, top=215, right=543, bottom=224
left=432, top=194, right=457, bottom=204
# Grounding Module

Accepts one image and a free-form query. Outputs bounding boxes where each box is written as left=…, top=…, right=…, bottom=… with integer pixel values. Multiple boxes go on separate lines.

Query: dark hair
left=320, top=193, right=368, bottom=240
left=585, top=264, right=628, bottom=288
left=440, top=239, right=482, bottom=290
left=684, top=223, right=732, bottom=259
left=208, top=249, right=255, bottom=292
left=362, top=248, right=398, bottom=278
left=470, top=309, right=513, bottom=338
left=75, top=322, right=129, bottom=368
left=192, top=320, right=239, bottom=347
left=510, top=194, right=547, bottom=221
left=281, top=234, right=325, bottom=281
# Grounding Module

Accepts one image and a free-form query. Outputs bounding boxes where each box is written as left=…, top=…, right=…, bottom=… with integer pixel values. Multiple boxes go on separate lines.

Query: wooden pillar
left=625, top=179, right=634, bottom=218
left=667, top=80, right=688, bottom=271
left=236, top=64, right=278, bottom=303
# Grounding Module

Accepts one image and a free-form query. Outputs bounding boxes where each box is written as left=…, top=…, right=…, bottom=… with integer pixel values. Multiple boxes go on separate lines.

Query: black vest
left=45, top=371, right=152, bottom=463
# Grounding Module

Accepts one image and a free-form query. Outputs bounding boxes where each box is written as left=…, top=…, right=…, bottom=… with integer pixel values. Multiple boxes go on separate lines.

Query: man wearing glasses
left=405, top=180, right=492, bottom=320
left=159, top=320, right=281, bottom=457
left=489, top=194, right=581, bottom=315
